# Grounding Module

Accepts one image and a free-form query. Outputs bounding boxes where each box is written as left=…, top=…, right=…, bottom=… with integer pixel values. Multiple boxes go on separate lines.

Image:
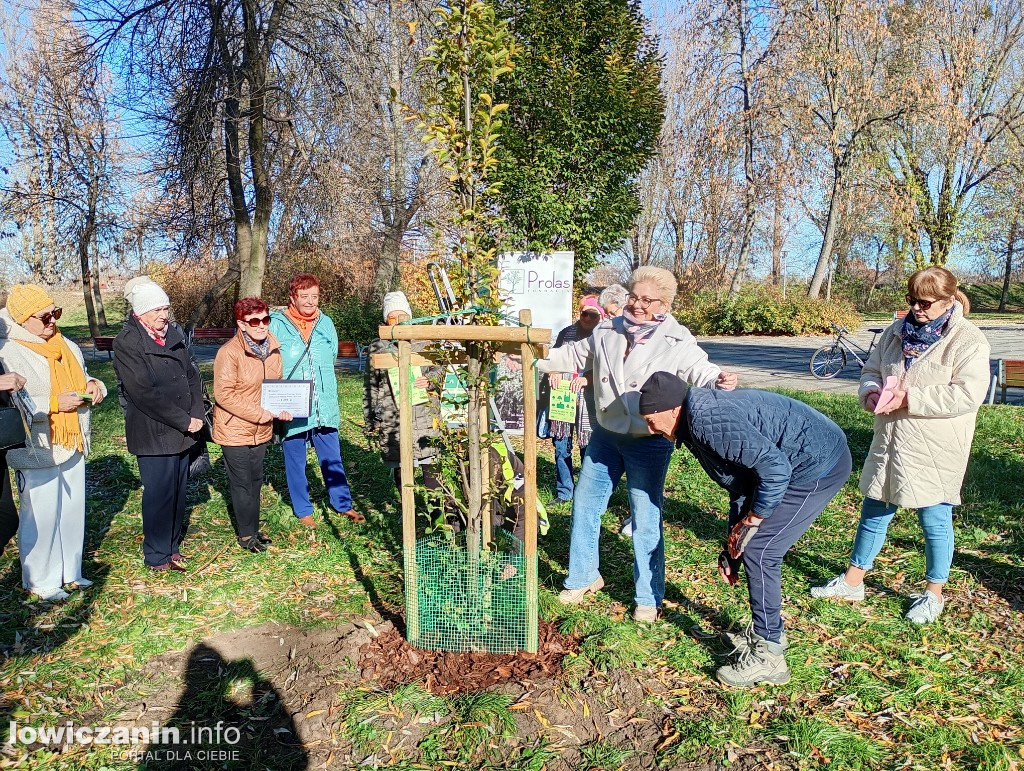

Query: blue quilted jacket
left=676, top=388, right=848, bottom=519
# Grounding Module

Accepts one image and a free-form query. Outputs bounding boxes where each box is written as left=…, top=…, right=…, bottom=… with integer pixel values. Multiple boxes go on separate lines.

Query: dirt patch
left=97, top=618, right=788, bottom=770
left=359, top=619, right=577, bottom=695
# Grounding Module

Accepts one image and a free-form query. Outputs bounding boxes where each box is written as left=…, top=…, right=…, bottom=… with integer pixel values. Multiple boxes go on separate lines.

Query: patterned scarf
left=901, top=304, right=955, bottom=369
left=134, top=313, right=166, bottom=346
left=622, top=308, right=667, bottom=355
left=242, top=331, right=270, bottom=360
left=14, top=330, right=87, bottom=452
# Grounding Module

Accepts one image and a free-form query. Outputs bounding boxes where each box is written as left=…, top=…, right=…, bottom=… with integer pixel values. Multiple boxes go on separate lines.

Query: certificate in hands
left=261, top=380, right=312, bottom=418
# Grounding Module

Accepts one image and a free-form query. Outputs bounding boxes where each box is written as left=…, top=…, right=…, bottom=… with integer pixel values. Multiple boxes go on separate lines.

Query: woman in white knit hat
left=114, top=277, right=205, bottom=572
left=0, top=284, right=106, bottom=600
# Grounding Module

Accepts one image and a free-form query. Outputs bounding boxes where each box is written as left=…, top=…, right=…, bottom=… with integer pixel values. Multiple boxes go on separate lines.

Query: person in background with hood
left=269, top=274, right=362, bottom=528
left=638, top=371, right=852, bottom=688
left=214, top=297, right=290, bottom=553
left=0, top=284, right=106, bottom=600
left=114, top=277, right=204, bottom=572
left=538, top=266, right=738, bottom=623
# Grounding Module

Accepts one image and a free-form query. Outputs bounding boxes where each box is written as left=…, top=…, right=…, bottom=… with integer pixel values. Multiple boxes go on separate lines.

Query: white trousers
left=15, top=452, right=86, bottom=595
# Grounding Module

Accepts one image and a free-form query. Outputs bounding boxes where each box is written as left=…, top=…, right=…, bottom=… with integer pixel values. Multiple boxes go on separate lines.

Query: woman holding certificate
left=269, top=274, right=362, bottom=527
left=213, top=298, right=290, bottom=552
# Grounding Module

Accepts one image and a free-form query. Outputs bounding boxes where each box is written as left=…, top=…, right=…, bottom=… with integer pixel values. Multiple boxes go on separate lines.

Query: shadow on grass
left=142, top=644, right=308, bottom=770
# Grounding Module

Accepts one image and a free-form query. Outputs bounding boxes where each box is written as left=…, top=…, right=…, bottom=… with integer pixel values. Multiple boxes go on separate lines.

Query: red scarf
left=285, top=305, right=318, bottom=342
left=135, top=313, right=166, bottom=346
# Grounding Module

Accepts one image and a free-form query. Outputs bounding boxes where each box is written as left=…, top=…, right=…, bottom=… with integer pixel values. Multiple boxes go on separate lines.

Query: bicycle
left=809, top=323, right=885, bottom=379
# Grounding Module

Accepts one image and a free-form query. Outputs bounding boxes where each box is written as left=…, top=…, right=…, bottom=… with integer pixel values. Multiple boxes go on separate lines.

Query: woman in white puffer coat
left=812, top=267, right=990, bottom=625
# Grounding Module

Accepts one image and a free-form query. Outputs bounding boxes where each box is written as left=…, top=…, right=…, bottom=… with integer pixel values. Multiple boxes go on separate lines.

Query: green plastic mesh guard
left=409, top=529, right=535, bottom=654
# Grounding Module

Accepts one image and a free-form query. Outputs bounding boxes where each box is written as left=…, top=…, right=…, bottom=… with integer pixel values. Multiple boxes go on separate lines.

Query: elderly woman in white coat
left=539, top=266, right=737, bottom=622
left=812, top=267, right=990, bottom=624
left=0, top=285, right=106, bottom=600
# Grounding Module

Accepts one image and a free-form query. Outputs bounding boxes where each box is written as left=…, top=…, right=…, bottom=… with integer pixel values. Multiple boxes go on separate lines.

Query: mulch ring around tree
left=359, top=620, right=579, bottom=695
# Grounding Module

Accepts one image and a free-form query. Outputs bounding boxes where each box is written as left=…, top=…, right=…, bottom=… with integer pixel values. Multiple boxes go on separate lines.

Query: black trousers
left=138, top=451, right=190, bottom=567
left=221, top=442, right=268, bottom=540
left=0, top=453, right=17, bottom=557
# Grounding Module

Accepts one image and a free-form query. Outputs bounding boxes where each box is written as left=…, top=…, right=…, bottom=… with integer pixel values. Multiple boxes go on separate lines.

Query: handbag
left=271, top=317, right=316, bottom=446
left=0, top=407, right=26, bottom=451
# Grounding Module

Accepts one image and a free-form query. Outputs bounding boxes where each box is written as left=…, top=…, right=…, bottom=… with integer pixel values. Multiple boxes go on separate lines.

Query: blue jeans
left=553, top=433, right=575, bottom=501
left=849, top=497, right=954, bottom=583
left=282, top=428, right=353, bottom=518
left=565, top=424, right=674, bottom=608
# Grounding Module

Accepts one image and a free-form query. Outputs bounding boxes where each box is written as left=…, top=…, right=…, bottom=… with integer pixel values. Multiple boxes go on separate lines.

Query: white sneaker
left=905, top=591, right=945, bottom=625
left=620, top=518, right=634, bottom=538
left=35, top=588, right=70, bottom=602
left=66, top=577, right=94, bottom=589
left=810, top=574, right=865, bottom=601
left=633, top=605, right=659, bottom=623
left=558, top=576, right=605, bottom=604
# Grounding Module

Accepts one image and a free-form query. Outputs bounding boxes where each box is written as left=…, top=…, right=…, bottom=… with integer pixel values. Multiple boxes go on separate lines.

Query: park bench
left=93, top=336, right=115, bottom=360
left=186, top=327, right=236, bottom=346
left=337, top=341, right=369, bottom=371
left=989, top=358, right=1024, bottom=404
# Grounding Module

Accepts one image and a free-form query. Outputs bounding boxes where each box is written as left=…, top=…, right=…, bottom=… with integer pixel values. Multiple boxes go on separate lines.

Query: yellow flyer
left=548, top=379, right=577, bottom=423
left=388, top=367, right=430, bottom=406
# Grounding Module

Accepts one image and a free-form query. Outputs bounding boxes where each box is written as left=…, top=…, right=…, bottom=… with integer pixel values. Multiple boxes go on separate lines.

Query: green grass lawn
left=0, top=366, right=1022, bottom=770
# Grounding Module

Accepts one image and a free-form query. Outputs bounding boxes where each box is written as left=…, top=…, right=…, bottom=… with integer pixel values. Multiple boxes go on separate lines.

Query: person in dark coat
left=638, top=372, right=852, bottom=689
left=0, top=361, right=27, bottom=557
left=114, top=278, right=205, bottom=572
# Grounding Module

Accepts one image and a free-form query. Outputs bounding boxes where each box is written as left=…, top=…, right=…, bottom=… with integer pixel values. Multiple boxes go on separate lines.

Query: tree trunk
left=90, top=225, right=107, bottom=326
left=771, top=187, right=783, bottom=286
left=1000, top=215, right=1018, bottom=312
left=727, top=0, right=755, bottom=300
left=808, top=168, right=842, bottom=298
left=79, top=218, right=100, bottom=339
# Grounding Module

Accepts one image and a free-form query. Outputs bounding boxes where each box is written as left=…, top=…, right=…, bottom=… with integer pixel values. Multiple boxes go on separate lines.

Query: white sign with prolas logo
left=495, top=251, right=575, bottom=433
left=498, top=250, right=575, bottom=336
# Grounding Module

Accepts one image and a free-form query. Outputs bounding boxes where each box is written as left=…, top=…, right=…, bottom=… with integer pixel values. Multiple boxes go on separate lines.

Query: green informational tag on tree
left=388, top=367, right=430, bottom=406
left=548, top=379, right=577, bottom=423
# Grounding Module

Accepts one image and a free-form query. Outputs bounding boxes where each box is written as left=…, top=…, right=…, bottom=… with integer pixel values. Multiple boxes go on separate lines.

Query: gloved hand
left=727, top=514, right=763, bottom=559
left=718, top=550, right=740, bottom=586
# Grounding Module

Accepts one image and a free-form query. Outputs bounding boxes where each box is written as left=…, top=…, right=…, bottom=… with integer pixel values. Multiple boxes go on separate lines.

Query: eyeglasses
left=32, top=308, right=62, bottom=325
left=244, top=315, right=272, bottom=327
left=906, top=295, right=945, bottom=311
left=625, top=293, right=662, bottom=310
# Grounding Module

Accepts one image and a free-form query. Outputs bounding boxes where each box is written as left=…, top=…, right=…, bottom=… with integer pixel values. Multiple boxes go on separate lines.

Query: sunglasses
left=905, top=295, right=945, bottom=311
left=33, top=308, right=63, bottom=325
left=244, top=315, right=272, bottom=327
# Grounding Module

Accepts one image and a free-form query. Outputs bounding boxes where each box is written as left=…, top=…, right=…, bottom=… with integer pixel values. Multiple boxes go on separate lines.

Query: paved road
left=699, top=321, right=1024, bottom=405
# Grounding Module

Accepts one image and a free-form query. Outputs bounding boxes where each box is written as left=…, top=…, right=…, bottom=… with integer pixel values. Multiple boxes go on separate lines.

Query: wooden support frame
left=383, top=312, right=547, bottom=654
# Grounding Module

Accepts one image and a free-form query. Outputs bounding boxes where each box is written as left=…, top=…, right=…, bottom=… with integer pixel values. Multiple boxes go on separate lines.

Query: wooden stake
left=381, top=324, right=551, bottom=344
left=520, top=309, right=539, bottom=653
left=480, top=401, right=491, bottom=550
left=398, top=340, right=419, bottom=642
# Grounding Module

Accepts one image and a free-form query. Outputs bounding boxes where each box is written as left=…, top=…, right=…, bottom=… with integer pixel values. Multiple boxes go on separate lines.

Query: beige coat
left=539, top=314, right=721, bottom=436
left=858, top=304, right=990, bottom=508
left=0, top=309, right=107, bottom=469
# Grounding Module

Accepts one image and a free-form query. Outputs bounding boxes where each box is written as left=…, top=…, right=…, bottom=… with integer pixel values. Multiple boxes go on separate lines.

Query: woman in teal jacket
left=270, top=274, right=363, bottom=526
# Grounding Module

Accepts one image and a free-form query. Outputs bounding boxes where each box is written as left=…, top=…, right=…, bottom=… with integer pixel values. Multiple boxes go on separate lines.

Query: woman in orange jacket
left=213, top=298, right=291, bottom=552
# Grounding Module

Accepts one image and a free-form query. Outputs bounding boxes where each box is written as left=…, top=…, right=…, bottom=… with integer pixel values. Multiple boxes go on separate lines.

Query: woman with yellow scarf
left=0, top=284, right=106, bottom=601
